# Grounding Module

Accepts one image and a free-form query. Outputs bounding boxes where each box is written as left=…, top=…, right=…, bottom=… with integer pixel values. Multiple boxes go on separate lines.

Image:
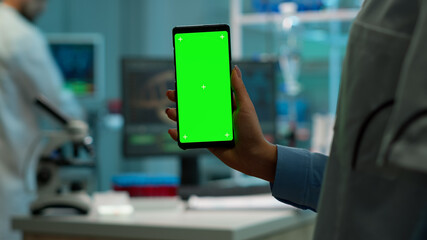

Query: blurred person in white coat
left=0, top=0, right=83, bottom=239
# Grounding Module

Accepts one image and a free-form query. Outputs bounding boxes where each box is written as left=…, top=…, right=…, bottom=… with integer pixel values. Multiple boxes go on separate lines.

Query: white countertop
left=13, top=198, right=316, bottom=240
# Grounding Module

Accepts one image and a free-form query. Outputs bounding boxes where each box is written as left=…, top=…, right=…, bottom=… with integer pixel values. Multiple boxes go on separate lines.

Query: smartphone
left=173, top=24, right=234, bottom=149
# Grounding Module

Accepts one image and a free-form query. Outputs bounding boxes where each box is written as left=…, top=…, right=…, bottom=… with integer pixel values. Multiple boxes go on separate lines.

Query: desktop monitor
left=122, top=59, right=277, bottom=157
left=232, top=60, right=277, bottom=143
left=122, top=58, right=205, bottom=157
left=122, top=58, right=277, bottom=185
left=122, top=58, right=206, bottom=185
left=47, top=33, right=105, bottom=106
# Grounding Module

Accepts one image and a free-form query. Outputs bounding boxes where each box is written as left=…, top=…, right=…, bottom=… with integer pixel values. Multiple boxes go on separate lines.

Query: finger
left=231, top=65, right=251, bottom=107
left=235, top=64, right=242, bottom=78
left=168, top=129, right=178, bottom=141
left=166, top=90, right=177, bottom=102
left=232, top=93, right=237, bottom=111
left=165, top=108, right=177, bottom=121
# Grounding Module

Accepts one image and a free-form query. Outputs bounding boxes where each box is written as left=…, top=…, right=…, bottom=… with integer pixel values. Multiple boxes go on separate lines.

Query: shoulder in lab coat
left=0, top=3, right=83, bottom=240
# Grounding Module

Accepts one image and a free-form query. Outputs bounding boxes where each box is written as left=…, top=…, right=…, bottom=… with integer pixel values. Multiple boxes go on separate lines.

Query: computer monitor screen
left=122, top=59, right=277, bottom=157
left=122, top=59, right=200, bottom=157
left=232, top=60, right=277, bottom=143
left=50, top=44, right=94, bottom=96
left=47, top=34, right=104, bottom=102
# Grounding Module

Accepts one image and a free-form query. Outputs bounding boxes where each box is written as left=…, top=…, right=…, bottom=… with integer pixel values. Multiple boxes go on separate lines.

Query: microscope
left=30, top=95, right=95, bottom=215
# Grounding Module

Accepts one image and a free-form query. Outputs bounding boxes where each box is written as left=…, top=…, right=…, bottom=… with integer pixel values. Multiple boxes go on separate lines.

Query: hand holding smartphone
left=173, top=24, right=234, bottom=149
left=166, top=66, right=278, bottom=182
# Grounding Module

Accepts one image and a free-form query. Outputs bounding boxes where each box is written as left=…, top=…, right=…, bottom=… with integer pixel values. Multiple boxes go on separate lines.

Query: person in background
left=0, top=0, right=83, bottom=239
left=166, top=0, right=427, bottom=239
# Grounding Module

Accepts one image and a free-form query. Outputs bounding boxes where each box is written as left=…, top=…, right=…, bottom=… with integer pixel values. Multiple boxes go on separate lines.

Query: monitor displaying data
left=122, top=59, right=277, bottom=157
left=122, top=59, right=194, bottom=157
left=232, top=60, right=277, bottom=143
left=48, top=34, right=104, bottom=103
left=50, top=44, right=94, bottom=95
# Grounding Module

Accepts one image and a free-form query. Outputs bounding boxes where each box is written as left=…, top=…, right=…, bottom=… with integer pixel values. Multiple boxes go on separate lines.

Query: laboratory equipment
left=31, top=95, right=95, bottom=215
left=30, top=192, right=92, bottom=215
left=48, top=33, right=105, bottom=192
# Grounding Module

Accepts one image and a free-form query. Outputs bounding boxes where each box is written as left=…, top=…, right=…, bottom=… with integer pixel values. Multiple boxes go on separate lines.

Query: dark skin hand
left=165, top=66, right=277, bottom=183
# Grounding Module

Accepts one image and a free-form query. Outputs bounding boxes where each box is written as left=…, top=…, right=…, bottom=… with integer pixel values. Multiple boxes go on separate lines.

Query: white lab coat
left=0, top=3, right=82, bottom=240
left=314, top=0, right=427, bottom=239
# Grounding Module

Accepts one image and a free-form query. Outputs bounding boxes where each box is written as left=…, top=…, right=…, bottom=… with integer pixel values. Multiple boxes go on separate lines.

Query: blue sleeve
left=270, top=145, right=328, bottom=212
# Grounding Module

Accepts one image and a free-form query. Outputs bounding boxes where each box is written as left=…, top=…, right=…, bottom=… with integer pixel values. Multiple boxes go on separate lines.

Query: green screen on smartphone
left=173, top=25, right=234, bottom=148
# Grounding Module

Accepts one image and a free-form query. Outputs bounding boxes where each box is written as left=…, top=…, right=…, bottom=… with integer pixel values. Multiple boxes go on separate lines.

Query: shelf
left=230, top=0, right=357, bottom=115
left=230, top=0, right=359, bottom=59
left=239, top=9, right=359, bottom=25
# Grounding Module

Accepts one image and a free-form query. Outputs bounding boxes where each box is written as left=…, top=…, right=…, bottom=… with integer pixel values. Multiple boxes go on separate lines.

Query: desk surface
left=13, top=207, right=315, bottom=240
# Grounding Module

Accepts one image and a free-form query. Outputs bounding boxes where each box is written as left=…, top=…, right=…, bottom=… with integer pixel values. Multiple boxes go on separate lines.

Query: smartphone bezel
left=173, top=24, right=235, bottom=150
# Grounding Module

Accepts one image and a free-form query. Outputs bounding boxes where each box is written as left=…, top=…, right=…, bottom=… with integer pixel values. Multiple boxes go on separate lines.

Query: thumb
left=231, top=65, right=251, bottom=107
